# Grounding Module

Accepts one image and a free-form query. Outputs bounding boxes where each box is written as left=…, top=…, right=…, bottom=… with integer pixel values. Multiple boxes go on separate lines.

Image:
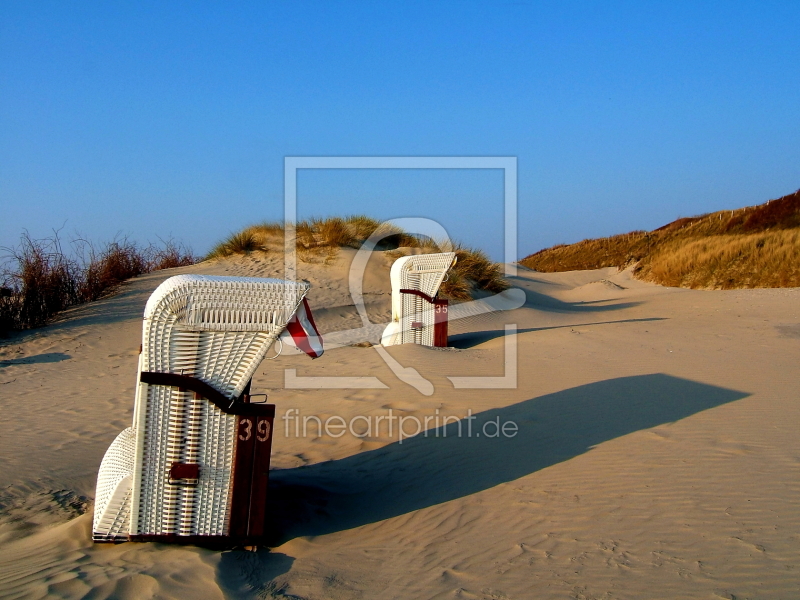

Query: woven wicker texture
left=93, top=275, right=308, bottom=540
left=382, top=253, right=455, bottom=346
left=93, top=427, right=136, bottom=541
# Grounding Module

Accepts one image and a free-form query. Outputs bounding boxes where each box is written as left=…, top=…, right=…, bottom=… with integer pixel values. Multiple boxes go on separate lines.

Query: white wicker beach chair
left=93, top=275, right=310, bottom=545
left=380, top=252, right=456, bottom=347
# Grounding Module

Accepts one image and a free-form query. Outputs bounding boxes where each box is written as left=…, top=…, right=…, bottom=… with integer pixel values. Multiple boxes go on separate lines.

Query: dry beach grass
left=0, top=234, right=194, bottom=335
left=521, top=189, right=800, bottom=289
left=207, top=215, right=508, bottom=300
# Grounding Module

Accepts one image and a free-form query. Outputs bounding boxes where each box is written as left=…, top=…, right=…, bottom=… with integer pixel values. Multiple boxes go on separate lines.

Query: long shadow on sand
left=264, top=374, right=748, bottom=546
left=0, top=352, right=71, bottom=367
left=216, top=551, right=297, bottom=597
left=449, top=317, right=667, bottom=349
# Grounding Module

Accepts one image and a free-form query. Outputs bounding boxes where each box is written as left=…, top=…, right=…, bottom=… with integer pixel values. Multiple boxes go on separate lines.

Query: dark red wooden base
left=400, top=289, right=449, bottom=347
left=229, top=407, right=275, bottom=539
left=434, top=299, right=448, bottom=347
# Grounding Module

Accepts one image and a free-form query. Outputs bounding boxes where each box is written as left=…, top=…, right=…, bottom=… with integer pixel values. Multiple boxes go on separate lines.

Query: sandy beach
left=1, top=250, right=799, bottom=599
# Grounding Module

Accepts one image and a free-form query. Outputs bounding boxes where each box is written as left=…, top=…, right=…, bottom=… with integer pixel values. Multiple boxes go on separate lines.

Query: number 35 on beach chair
left=381, top=252, right=456, bottom=348
left=92, top=275, right=322, bottom=545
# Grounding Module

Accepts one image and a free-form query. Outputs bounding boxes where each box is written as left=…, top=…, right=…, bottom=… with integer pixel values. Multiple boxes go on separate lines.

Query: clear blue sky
left=2, top=1, right=798, bottom=261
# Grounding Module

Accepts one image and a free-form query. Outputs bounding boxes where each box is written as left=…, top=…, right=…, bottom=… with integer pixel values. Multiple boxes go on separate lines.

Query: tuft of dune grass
left=451, top=245, right=510, bottom=296
left=206, top=216, right=509, bottom=299
left=520, top=188, right=800, bottom=290
left=206, top=230, right=264, bottom=259
left=310, top=217, right=355, bottom=248
left=346, top=215, right=382, bottom=240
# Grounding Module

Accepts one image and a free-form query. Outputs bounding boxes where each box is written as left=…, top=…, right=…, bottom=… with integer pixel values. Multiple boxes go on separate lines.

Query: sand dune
left=1, top=251, right=799, bottom=599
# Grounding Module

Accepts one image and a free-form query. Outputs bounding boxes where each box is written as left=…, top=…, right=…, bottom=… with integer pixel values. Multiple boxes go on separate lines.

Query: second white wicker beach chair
left=380, top=252, right=456, bottom=347
left=93, top=274, right=317, bottom=545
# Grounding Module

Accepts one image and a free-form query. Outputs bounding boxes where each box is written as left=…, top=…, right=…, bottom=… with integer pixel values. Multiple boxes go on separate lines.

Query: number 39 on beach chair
left=92, top=275, right=322, bottom=545
left=381, top=252, right=456, bottom=348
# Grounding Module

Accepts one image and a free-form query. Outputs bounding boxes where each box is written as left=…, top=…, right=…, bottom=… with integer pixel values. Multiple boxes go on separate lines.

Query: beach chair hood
left=382, top=252, right=456, bottom=347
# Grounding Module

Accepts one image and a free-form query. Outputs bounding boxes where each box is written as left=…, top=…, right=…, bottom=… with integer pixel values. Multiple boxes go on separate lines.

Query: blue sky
left=1, top=1, right=798, bottom=260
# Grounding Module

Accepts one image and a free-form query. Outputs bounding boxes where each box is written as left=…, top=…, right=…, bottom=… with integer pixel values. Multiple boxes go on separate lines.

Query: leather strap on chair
left=399, top=288, right=436, bottom=303
left=140, top=371, right=275, bottom=417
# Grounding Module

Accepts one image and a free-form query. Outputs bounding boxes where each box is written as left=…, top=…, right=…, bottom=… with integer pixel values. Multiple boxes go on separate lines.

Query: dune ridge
left=521, top=188, right=800, bottom=289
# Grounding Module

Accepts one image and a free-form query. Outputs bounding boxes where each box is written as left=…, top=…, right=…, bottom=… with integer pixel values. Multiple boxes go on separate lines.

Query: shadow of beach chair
left=93, top=274, right=313, bottom=546
left=381, top=252, right=456, bottom=347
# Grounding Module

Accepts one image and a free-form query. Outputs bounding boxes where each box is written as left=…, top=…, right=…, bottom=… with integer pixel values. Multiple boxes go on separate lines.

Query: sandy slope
left=1, top=250, right=799, bottom=599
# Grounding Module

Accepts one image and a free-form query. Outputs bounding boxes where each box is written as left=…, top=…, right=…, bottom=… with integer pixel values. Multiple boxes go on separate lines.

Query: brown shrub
left=739, top=190, right=800, bottom=232
left=80, top=240, right=147, bottom=301
left=1, top=233, right=195, bottom=335
left=6, top=233, right=80, bottom=329
left=150, top=240, right=195, bottom=271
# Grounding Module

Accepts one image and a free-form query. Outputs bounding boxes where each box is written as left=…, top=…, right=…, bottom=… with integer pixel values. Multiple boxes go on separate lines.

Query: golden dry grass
left=637, top=229, right=800, bottom=289
left=206, top=216, right=509, bottom=299
left=449, top=244, right=508, bottom=297
left=519, top=232, right=652, bottom=273
left=520, top=189, right=800, bottom=289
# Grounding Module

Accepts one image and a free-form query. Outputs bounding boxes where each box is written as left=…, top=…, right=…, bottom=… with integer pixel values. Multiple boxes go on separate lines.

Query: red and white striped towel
left=280, top=298, right=324, bottom=358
